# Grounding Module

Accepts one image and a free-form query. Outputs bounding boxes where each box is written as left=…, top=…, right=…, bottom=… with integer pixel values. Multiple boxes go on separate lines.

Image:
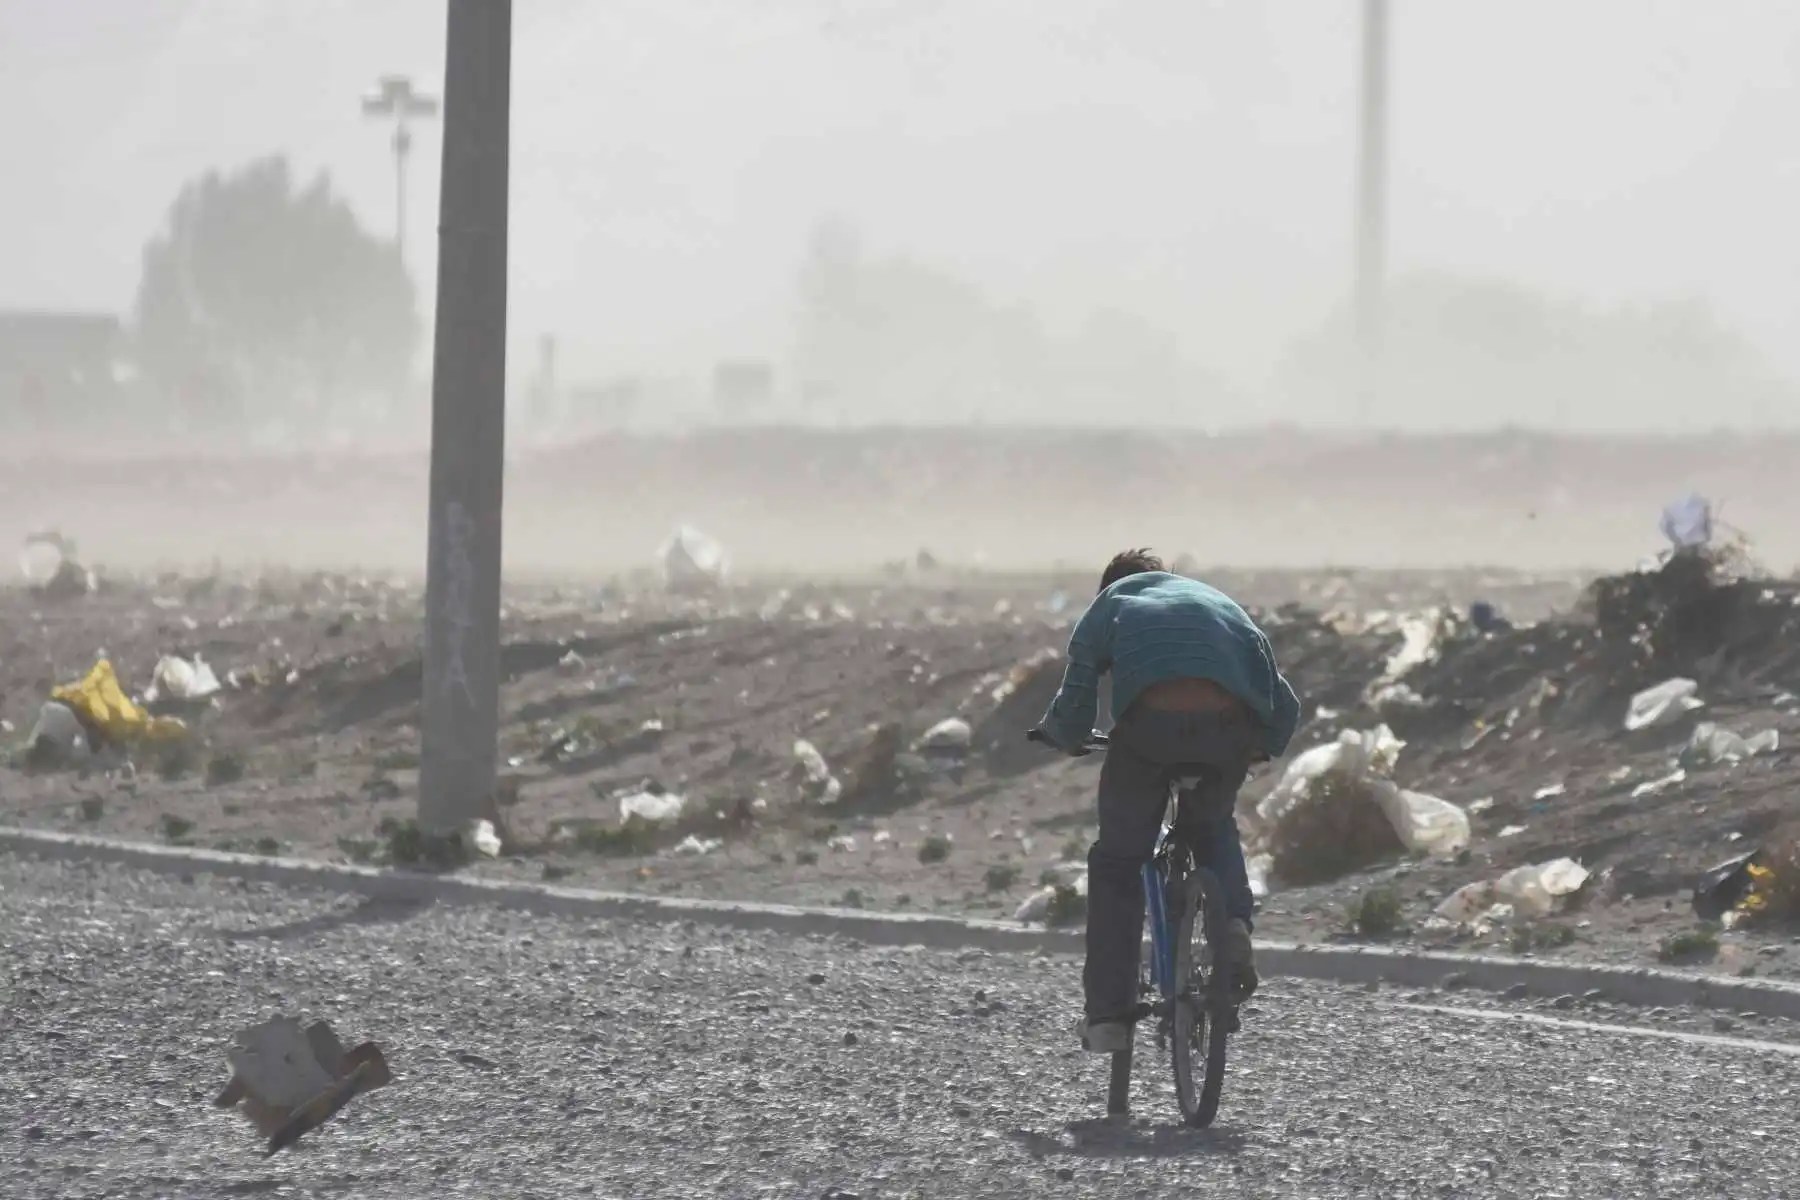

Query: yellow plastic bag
left=50, top=660, right=188, bottom=745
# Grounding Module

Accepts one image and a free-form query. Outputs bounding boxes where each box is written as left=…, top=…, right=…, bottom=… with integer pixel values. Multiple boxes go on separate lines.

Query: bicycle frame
left=1142, top=784, right=1189, bottom=1001
left=1143, top=860, right=1177, bottom=997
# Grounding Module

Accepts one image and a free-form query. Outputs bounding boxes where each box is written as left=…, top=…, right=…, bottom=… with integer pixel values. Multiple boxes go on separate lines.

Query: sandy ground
left=5, top=551, right=1799, bottom=983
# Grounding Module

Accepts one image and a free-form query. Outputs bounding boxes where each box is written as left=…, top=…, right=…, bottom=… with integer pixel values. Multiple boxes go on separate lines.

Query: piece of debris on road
left=213, top=1017, right=391, bottom=1156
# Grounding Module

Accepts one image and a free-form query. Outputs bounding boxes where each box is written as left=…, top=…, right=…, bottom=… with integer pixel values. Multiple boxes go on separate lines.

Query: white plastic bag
left=1684, top=722, right=1779, bottom=765
left=1260, top=725, right=1465, bottom=858
left=1258, top=726, right=1405, bottom=826
left=916, top=717, right=973, bottom=753
left=1376, top=786, right=1471, bottom=857
left=1435, top=857, right=1589, bottom=923
left=27, top=700, right=90, bottom=763
left=619, top=790, right=685, bottom=824
left=793, top=739, right=842, bottom=805
left=1659, top=494, right=1713, bottom=550
left=1378, top=611, right=1446, bottom=683
left=1625, top=678, right=1703, bottom=731
left=659, top=525, right=728, bottom=590
left=1014, top=870, right=1087, bottom=923
left=145, top=655, right=222, bottom=703
left=468, top=819, right=502, bottom=858
left=1246, top=853, right=1273, bottom=900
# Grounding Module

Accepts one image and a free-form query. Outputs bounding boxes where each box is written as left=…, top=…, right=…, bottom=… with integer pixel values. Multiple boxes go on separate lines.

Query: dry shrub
left=1742, top=832, right=1800, bottom=926
left=1343, top=885, right=1405, bottom=938
left=1268, top=767, right=1404, bottom=886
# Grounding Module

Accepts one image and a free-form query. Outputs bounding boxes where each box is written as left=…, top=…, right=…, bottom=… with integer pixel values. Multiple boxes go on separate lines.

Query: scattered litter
left=1381, top=787, right=1472, bottom=857
left=25, top=701, right=90, bottom=765
left=1499, top=824, right=1527, bottom=838
left=50, top=660, right=187, bottom=747
left=1630, top=768, right=1687, bottom=799
left=1259, top=726, right=1404, bottom=826
left=1259, top=725, right=1469, bottom=859
left=1246, top=853, right=1272, bottom=899
left=1624, top=678, right=1703, bottom=732
left=618, top=789, right=685, bottom=824
left=916, top=717, right=973, bottom=754
left=793, top=739, right=843, bottom=805
left=1532, top=783, right=1566, bottom=801
left=826, top=835, right=857, bottom=853
left=873, top=830, right=893, bottom=845
left=1659, top=493, right=1713, bottom=550
left=1682, top=722, right=1779, bottom=767
left=673, top=835, right=723, bottom=856
left=1467, top=797, right=1495, bottom=814
left=557, top=649, right=586, bottom=674
left=468, top=819, right=502, bottom=858
left=144, top=655, right=222, bottom=704
left=1436, top=858, right=1590, bottom=924
left=214, top=1017, right=390, bottom=1156
left=1015, top=870, right=1087, bottom=923
left=1693, top=850, right=1762, bottom=921
left=1367, top=682, right=1427, bottom=714
left=982, top=648, right=1060, bottom=707
left=659, top=524, right=728, bottom=591
left=1375, top=610, right=1447, bottom=684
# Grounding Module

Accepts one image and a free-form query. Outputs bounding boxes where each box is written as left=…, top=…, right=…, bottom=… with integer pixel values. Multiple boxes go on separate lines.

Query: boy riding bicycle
left=1033, top=549, right=1299, bottom=1053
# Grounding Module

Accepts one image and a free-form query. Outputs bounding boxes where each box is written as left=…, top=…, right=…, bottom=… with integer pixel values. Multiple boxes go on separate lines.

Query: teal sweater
left=1038, top=572, right=1300, bottom=759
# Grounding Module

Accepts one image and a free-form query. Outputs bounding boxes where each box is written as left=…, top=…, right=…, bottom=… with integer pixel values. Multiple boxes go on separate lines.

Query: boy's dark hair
left=1099, top=548, right=1165, bottom=594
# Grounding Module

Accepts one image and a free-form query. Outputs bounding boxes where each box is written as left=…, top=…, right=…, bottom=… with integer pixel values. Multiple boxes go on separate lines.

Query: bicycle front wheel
left=1169, top=866, right=1233, bottom=1128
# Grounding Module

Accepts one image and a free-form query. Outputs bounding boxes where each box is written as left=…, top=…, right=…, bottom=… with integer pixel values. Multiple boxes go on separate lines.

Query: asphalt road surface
left=7, top=854, right=1800, bottom=1199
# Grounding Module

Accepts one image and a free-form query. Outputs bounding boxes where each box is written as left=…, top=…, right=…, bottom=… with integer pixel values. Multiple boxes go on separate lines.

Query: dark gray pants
left=1084, top=708, right=1255, bottom=1021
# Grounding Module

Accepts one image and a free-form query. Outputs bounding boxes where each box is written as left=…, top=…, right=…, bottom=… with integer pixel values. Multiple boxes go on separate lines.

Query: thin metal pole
left=1354, top=0, right=1389, bottom=423
left=419, top=0, right=510, bottom=832
left=393, top=125, right=409, bottom=263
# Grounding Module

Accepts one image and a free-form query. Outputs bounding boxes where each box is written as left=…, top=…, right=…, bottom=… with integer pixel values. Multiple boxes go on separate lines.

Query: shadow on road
left=213, top=895, right=431, bottom=942
left=1011, top=1116, right=1249, bottom=1161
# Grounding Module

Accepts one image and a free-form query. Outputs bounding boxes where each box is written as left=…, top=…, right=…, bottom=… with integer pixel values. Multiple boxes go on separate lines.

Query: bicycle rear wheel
left=1170, top=866, right=1233, bottom=1127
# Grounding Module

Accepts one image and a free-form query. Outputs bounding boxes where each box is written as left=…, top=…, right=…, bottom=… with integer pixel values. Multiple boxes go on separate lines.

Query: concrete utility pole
left=361, top=74, right=440, bottom=266
left=418, top=0, right=511, bottom=833
left=1354, top=0, right=1389, bottom=423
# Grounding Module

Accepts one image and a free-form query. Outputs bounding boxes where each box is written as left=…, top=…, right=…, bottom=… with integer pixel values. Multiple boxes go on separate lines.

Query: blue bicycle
left=1029, top=728, right=1240, bottom=1127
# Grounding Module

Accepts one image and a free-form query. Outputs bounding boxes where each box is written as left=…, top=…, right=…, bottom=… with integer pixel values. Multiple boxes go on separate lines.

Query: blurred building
left=0, top=310, right=126, bottom=427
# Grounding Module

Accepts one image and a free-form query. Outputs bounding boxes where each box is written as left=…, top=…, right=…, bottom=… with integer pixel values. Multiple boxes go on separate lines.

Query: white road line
left=1386, top=1000, right=1800, bottom=1056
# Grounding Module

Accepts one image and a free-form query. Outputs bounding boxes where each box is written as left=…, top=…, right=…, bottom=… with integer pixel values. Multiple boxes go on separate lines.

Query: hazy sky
left=5, top=0, right=1799, bottom=419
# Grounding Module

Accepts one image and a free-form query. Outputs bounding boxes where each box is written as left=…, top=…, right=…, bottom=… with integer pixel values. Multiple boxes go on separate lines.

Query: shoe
left=1223, top=918, right=1258, bottom=1001
left=1075, top=1014, right=1134, bottom=1054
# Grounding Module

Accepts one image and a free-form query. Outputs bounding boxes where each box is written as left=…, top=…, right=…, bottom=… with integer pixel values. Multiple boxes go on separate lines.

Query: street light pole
left=361, top=75, right=440, bottom=266
left=1354, top=0, right=1389, bottom=424
left=418, top=0, right=510, bottom=834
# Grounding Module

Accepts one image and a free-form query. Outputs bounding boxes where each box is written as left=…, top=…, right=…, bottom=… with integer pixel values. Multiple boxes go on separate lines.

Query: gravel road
left=7, top=854, right=1800, bottom=1199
